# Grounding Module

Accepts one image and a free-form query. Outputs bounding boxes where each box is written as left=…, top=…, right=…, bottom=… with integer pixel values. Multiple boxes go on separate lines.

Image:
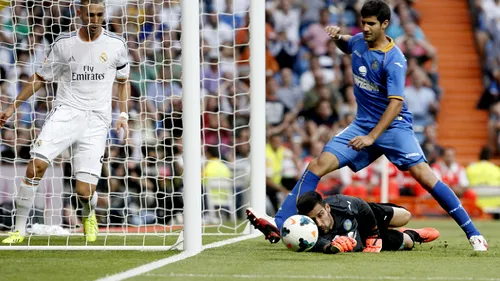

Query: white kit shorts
left=31, top=105, right=108, bottom=179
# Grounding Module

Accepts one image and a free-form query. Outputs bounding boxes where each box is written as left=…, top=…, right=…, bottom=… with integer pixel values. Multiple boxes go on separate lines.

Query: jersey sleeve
left=346, top=196, right=379, bottom=238
left=115, top=42, right=130, bottom=79
left=36, top=42, right=62, bottom=82
left=347, top=33, right=364, bottom=55
left=385, top=52, right=408, bottom=100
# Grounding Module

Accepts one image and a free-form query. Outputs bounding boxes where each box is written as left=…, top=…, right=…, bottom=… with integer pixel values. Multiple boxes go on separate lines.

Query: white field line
left=142, top=273, right=500, bottom=281
left=94, top=233, right=261, bottom=281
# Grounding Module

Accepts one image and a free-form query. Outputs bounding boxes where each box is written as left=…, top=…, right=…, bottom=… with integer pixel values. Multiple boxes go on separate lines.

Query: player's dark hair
left=80, top=0, right=105, bottom=6
left=360, top=0, right=391, bottom=24
left=297, top=191, right=324, bottom=215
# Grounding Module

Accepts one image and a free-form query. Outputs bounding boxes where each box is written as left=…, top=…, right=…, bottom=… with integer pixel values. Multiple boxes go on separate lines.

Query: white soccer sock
left=15, top=179, right=38, bottom=236
left=79, top=191, right=98, bottom=218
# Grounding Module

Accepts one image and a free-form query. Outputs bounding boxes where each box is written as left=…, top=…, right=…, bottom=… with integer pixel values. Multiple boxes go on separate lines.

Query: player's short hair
left=297, top=191, right=325, bottom=215
left=360, top=0, right=391, bottom=24
left=80, top=0, right=105, bottom=6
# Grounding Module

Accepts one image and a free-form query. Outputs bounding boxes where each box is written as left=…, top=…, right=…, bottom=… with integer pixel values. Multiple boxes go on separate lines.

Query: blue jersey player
left=247, top=0, right=487, bottom=251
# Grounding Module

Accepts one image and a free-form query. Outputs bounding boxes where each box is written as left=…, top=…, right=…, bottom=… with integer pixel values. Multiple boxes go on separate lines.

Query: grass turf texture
left=0, top=220, right=499, bottom=281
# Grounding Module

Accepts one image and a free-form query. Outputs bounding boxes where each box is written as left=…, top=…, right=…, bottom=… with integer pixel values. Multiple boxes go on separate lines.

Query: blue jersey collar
left=368, top=36, right=395, bottom=52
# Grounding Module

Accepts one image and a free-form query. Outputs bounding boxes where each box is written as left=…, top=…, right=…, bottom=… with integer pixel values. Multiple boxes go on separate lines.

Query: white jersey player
left=0, top=0, right=130, bottom=244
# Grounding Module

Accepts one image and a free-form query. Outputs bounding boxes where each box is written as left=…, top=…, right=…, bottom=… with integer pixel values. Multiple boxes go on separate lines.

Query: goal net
left=0, top=0, right=258, bottom=250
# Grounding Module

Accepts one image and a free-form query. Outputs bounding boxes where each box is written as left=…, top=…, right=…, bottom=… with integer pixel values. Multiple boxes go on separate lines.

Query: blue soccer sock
left=274, top=170, right=320, bottom=230
left=429, top=180, right=481, bottom=238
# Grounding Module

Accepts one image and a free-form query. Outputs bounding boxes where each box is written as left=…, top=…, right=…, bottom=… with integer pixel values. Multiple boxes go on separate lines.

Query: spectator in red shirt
left=432, top=147, right=477, bottom=202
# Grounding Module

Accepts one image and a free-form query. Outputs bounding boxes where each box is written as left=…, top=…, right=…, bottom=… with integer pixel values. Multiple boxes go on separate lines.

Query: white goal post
left=0, top=0, right=267, bottom=251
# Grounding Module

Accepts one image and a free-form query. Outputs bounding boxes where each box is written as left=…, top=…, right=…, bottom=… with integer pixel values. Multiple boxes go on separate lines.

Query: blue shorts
left=323, top=123, right=427, bottom=172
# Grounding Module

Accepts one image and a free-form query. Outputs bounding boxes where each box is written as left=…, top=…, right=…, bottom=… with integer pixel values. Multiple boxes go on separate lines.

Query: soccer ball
left=281, top=215, right=318, bottom=252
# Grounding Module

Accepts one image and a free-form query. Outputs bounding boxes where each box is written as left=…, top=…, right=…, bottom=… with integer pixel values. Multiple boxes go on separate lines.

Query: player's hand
left=363, top=237, right=382, bottom=253
left=331, top=236, right=357, bottom=253
left=115, top=118, right=129, bottom=141
left=325, top=25, right=341, bottom=40
left=0, top=107, right=15, bottom=128
left=348, top=135, right=375, bottom=151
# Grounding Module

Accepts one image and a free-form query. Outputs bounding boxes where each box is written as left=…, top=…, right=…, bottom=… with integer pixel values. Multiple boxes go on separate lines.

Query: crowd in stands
left=473, top=1, right=500, bottom=153
left=0, top=0, right=498, bottom=227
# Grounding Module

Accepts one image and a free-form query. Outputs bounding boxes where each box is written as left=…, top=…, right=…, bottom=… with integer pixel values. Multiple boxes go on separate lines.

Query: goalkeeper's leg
left=380, top=228, right=440, bottom=251
left=2, top=159, right=48, bottom=244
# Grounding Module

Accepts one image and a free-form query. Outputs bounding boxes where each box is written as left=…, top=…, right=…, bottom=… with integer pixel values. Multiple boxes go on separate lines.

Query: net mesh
left=0, top=0, right=251, bottom=247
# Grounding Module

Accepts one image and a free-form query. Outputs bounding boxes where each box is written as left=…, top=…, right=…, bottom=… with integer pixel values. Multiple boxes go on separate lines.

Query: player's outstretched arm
left=0, top=73, right=45, bottom=128
left=325, top=26, right=352, bottom=54
left=115, top=78, right=130, bottom=140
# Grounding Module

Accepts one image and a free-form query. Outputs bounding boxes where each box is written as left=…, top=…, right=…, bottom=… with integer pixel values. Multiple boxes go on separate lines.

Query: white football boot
left=469, top=235, right=488, bottom=251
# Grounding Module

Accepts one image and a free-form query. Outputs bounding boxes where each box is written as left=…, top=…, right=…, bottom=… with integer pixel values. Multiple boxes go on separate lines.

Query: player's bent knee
left=26, top=158, right=49, bottom=180
left=390, top=207, right=411, bottom=227
left=408, top=162, right=438, bottom=191
left=75, top=172, right=99, bottom=186
left=307, top=152, right=340, bottom=177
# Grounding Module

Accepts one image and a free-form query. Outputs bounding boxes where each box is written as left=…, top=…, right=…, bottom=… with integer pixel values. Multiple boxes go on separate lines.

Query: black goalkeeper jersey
left=312, top=195, right=379, bottom=252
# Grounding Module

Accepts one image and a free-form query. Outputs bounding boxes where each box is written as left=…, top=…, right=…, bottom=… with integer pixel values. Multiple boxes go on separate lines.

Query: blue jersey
left=348, top=33, right=412, bottom=129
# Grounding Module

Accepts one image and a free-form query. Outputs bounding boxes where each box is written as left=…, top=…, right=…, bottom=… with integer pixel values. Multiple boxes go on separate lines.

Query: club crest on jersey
left=358, top=66, right=367, bottom=77
left=343, top=219, right=352, bottom=231
left=99, top=52, right=107, bottom=62
left=371, top=60, right=380, bottom=71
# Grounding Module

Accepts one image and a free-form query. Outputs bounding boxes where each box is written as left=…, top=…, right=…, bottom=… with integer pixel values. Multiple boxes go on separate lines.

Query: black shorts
left=368, top=202, right=405, bottom=229
left=368, top=203, right=407, bottom=251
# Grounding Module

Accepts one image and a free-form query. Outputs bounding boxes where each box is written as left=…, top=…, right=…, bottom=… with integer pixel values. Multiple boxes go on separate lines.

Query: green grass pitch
left=0, top=220, right=499, bottom=281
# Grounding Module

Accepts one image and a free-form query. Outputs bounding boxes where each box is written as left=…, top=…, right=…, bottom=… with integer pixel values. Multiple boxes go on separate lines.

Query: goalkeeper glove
left=329, top=236, right=357, bottom=253
left=362, top=236, right=382, bottom=253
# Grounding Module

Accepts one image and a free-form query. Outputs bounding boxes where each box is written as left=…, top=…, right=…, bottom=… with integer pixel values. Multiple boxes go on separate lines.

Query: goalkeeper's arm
left=316, top=236, right=358, bottom=254
left=347, top=196, right=383, bottom=252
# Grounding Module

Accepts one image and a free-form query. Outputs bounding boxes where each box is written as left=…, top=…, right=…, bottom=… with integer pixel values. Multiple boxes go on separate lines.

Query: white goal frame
left=0, top=0, right=267, bottom=252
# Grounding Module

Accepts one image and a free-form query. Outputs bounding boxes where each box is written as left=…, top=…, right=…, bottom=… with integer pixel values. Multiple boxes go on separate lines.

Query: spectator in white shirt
left=272, top=0, right=300, bottom=43
left=404, top=69, right=439, bottom=123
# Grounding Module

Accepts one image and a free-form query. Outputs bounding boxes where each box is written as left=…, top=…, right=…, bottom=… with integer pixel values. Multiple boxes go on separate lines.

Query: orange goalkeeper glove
left=330, top=236, right=357, bottom=253
left=362, top=237, right=382, bottom=253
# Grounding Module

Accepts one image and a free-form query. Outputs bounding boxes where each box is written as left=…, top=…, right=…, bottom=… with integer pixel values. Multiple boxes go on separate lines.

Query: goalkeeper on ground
left=297, top=191, right=439, bottom=253
left=0, top=0, right=130, bottom=244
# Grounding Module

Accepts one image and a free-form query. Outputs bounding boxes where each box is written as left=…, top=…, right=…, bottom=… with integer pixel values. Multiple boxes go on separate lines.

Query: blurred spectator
left=202, top=146, right=232, bottom=223
left=269, top=29, right=299, bottom=70
left=432, top=147, right=477, bottom=202
left=404, top=69, right=439, bottom=126
left=276, top=68, right=303, bottom=111
left=466, top=147, right=500, bottom=187
left=421, top=123, right=443, bottom=165
left=300, top=56, right=336, bottom=93
left=265, top=134, right=289, bottom=214
left=266, top=76, right=295, bottom=136
left=466, top=146, right=500, bottom=215
left=301, top=8, right=333, bottom=56
left=272, top=0, right=300, bottom=44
